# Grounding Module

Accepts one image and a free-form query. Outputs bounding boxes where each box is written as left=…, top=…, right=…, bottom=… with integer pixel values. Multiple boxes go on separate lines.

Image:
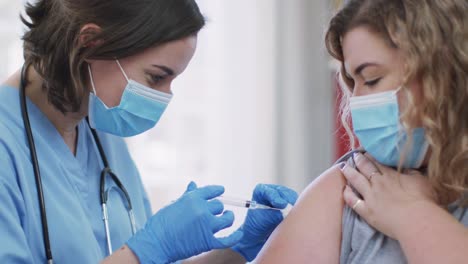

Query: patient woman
left=256, top=0, right=468, bottom=263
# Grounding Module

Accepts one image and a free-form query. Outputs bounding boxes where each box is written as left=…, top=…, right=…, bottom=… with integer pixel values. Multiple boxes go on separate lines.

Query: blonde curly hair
left=325, top=0, right=468, bottom=205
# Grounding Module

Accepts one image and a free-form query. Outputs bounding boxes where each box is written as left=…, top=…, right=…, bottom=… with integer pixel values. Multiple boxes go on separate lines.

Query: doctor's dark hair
left=325, top=0, right=468, bottom=205
left=21, top=0, right=205, bottom=113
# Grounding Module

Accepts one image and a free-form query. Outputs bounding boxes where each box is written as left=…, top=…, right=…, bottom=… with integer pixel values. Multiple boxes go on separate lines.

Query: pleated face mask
left=87, top=60, right=172, bottom=137
left=349, top=88, right=429, bottom=168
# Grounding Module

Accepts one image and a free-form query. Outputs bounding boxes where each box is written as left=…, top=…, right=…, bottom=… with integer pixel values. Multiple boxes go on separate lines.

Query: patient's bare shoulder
left=255, top=164, right=346, bottom=264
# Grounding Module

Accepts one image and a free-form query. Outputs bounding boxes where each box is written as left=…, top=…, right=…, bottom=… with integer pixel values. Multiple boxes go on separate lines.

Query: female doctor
left=0, top=0, right=297, bottom=263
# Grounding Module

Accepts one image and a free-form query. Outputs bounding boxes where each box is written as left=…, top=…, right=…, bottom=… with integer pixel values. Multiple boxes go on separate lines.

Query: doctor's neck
left=13, top=67, right=85, bottom=155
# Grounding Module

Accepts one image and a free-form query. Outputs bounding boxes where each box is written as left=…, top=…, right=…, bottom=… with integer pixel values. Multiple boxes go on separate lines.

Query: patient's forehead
left=342, top=26, right=399, bottom=78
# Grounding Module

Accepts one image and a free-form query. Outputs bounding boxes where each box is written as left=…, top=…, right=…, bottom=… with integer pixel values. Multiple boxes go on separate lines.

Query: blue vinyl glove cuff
left=232, top=184, right=298, bottom=262
left=127, top=182, right=243, bottom=264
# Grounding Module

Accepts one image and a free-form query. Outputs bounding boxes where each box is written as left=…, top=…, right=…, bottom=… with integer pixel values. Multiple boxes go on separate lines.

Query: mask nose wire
left=115, top=60, right=130, bottom=82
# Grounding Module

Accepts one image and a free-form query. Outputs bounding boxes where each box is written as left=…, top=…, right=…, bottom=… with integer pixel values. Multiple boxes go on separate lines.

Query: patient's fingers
left=354, top=152, right=381, bottom=181
left=343, top=185, right=367, bottom=216
left=341, top=164, right=371, bottom=198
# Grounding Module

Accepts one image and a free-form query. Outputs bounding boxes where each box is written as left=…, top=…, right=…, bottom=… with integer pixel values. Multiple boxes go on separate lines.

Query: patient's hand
left=341, top=152, right=436, bottom=239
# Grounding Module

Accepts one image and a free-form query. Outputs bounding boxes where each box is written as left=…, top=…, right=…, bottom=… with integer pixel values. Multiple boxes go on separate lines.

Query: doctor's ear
left=79, top=23, right=104, bottom=48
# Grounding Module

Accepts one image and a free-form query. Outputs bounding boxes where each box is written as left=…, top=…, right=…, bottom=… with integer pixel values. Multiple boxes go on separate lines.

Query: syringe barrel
left=218, top=196, right=252, bottom=208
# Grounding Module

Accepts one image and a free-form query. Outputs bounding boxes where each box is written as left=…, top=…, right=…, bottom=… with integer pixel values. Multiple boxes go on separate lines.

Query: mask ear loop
left=115, top=60, right=130, bottom=82
left=394, top=86, right=404, bottom=95
left=87, top=64, right=98, bottom=95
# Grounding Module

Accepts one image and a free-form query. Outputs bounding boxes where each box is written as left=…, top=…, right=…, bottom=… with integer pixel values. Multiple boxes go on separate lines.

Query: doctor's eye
left=147, top=74, right=167, bottom=86
left=364, top=77, right=382, bottom=87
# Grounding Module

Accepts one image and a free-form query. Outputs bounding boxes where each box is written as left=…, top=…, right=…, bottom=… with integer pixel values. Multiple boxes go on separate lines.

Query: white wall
left=0, top=1, right=25, bottom=76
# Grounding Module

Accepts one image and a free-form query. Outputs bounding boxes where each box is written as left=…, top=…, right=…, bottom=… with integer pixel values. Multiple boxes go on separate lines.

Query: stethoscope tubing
left=20, top=65, right=54, bottom=264
left=20, top=64, right=135, bottom=263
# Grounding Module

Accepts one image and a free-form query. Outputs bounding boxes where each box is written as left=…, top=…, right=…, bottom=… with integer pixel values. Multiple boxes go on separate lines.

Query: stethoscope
left=19, top=65, right=136, bottom=263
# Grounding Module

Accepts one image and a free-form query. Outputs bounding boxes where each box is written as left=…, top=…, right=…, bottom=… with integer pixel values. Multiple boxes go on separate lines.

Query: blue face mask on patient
left=87, top=60, right=172, bottom=137
left=349, top=88, right=429, bottom=168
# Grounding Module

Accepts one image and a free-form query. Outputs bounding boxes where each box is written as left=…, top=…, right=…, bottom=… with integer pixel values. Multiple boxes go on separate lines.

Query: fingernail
left=353, top=152, right=362, bottom=161
left=338, top=162, right=346, bottom=169
left=341, top=164, right=349, bottom=173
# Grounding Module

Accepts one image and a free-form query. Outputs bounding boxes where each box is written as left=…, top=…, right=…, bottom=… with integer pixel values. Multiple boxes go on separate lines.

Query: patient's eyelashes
left=364, top=77, right=382, bottom=87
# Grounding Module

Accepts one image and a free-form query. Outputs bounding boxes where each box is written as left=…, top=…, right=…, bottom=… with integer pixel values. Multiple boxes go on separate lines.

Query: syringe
left=172, top=196, right=292, bottom=217
left=218, top=196, right=293, bottom=218
left=217, top=196, right=282, bottom=211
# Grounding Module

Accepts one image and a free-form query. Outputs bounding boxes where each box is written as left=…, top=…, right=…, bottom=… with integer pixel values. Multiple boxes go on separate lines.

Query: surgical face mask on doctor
left=349, top=87, right=429, bottom=168
left=87, top=60, right=172, bottom=137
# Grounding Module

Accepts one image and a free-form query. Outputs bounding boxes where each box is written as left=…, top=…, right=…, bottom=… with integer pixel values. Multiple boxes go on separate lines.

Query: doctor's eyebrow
left=152, top=64, right=175, bottom=76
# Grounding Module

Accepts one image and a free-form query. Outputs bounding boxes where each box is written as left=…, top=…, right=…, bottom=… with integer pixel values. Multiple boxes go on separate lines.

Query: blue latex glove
left=232, top=184, right=298, bottom=262
left=127, top=182, right=243, bottom=264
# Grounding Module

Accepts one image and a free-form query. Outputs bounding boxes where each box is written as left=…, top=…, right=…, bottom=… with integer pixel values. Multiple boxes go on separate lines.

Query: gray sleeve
left=340, top=206, right=355, bottom=264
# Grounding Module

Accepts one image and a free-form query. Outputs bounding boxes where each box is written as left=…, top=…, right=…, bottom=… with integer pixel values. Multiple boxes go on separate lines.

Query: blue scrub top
left=0, top=85, right=153, bottom=263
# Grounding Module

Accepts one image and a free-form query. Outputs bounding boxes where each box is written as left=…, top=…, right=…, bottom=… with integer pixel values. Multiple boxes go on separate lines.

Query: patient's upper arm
left=255, top=165, right=346, bottom=263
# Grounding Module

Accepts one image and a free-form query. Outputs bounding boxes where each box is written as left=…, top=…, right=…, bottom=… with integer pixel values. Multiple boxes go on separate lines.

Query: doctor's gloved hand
left=126, top=182, right=243, bottom=264
left=232, top=184, right=298, bottom=262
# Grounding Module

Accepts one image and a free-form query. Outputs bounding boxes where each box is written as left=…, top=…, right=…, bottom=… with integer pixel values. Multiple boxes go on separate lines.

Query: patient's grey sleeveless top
left=340, top=201, right=468, bottom=264
left=338, top=151, right=468, bottom=264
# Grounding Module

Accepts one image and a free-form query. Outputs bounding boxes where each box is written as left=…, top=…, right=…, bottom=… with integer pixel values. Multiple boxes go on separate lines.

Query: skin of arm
left=255, top=164, right=346, bottom=263
left=183, top=249, right=245, bottom=264
left=101, top=247, right=245, bottom=264
left=101, top=245, right=139, bottom=264
left=394, top=201, right=468, bottom=264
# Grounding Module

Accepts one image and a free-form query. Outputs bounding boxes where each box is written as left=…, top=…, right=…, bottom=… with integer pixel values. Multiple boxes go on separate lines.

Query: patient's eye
left=364, top=77, right=381, bottom=87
